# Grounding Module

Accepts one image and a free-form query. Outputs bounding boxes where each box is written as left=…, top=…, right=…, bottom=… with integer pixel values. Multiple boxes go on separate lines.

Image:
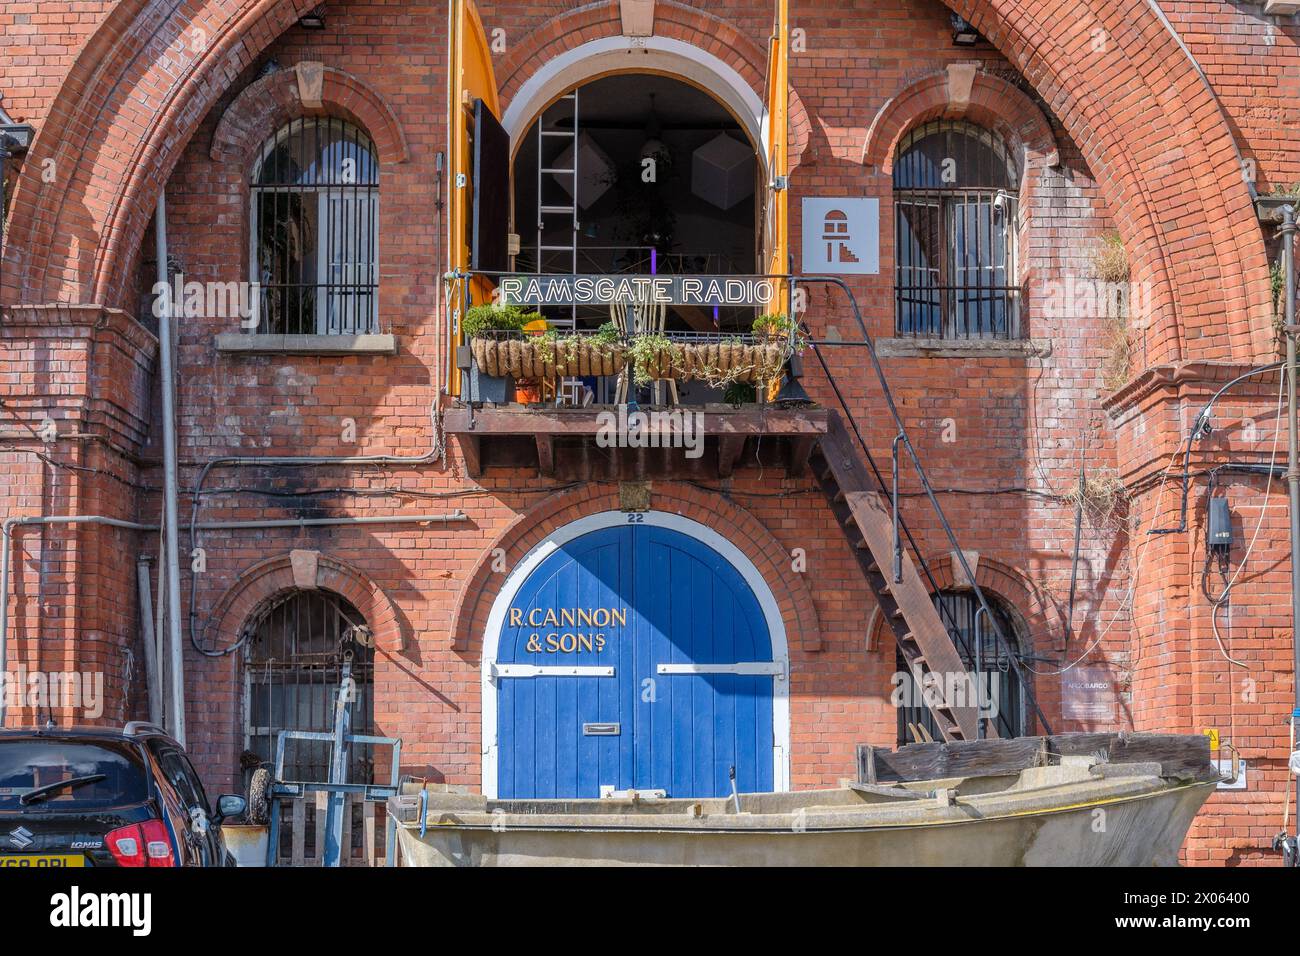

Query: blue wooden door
left=495, top=520, right=776, bottom=798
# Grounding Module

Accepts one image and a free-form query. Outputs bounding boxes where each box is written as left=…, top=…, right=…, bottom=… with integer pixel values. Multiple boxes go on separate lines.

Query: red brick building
left=1, top=0, right=1297, bottom=865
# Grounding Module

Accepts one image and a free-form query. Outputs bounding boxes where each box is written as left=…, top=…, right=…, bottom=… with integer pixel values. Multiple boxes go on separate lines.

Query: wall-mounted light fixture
left=299, top=7, right=326, bottom=29
left=951, top=14, right=981, bottom=46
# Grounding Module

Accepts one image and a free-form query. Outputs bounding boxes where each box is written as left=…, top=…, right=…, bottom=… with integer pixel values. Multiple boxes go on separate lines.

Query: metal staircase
left=811, top=412, right=984, bottom=740
left=796, top=276, right=1052, bottom=744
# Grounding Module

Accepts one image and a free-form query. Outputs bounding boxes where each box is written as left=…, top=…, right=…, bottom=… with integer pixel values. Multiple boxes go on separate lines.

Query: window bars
left=243, top=589, right=375, bottom=785
left=250, top=117, right=380, bottom=336
left=895, top=589, right=1026, bottom=745
left=893, top=120, right=1021, bottom=340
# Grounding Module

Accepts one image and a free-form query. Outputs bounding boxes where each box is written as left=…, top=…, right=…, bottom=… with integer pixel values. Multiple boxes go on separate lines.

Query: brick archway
left=862, top=70, right=1059, bottom=174
left=0, top=0, right=1272, bottom=369
left=209, top=64, right=409, bottom=165
left=210, top=552, right=405, bottom=652
left=866, top=553, right=1063, bottom=658
left=943, top=0, right=1273, bottom=368
left=491, top=0, right=813, bottom=176
left=451, top=483, right=823, bottom=656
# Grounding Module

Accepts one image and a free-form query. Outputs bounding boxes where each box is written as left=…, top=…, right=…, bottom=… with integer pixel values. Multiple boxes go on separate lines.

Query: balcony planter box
left=633, top=338, right=788, bottom=387
left=470, top=335, right=627, bottom=380
left=680, top=341, right=786, bottom=386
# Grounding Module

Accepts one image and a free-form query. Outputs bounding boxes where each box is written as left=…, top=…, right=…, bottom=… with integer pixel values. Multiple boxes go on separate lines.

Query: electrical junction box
left=1208, top=496, right=1232, bottom=550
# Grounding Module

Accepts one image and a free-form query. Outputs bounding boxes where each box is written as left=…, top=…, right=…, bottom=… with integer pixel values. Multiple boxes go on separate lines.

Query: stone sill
left=214, top=333, right=397, bottom=355
left=876, top=337, right=1050, bottom=359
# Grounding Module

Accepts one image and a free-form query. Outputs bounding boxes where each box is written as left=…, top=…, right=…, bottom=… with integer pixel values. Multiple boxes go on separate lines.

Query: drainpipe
left=1282, top=204, right=1299, bottom=853
left=135, top=555, right=162, bottom=726
left=156, top=194, right=186, bottom=746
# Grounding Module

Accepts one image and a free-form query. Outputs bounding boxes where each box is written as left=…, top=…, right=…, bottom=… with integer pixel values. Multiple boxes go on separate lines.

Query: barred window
left=894, top=120, right=1020, bottom=339
left=243, top=590, right=374, bottom=784
left=250, top=117, right=379, bottom=335
left=895, top=589, right=1026, bottom=744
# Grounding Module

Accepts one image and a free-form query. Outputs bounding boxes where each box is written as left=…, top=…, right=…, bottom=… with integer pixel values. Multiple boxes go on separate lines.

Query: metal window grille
left=249, top=117, right=380, bottom=335
left=893, top=120, right=1020, bottom=339
left=243, top=590, right=375, bottom=784
left=895, top=589, right=1026, bottom=744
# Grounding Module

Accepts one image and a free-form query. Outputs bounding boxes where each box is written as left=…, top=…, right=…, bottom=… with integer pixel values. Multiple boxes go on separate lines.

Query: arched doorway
left=482, top=511, right=790, bottom=799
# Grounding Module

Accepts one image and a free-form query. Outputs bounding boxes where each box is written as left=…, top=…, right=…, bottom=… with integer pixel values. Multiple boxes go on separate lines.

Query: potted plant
left=549, top=321, right=627, bottom=377
left=629, top=333, right=683, bottom=386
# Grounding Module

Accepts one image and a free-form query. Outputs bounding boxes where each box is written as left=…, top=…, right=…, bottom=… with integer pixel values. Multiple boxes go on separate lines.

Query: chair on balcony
left=611, top=298, right=678, bottom=406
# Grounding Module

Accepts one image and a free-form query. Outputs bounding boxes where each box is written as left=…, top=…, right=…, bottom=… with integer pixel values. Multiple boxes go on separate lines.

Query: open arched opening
left=511, top=73, right=761, bottom=341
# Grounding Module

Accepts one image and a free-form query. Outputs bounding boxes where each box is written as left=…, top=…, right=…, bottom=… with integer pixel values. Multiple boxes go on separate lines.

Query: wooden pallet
left=271, top=792, right=395, bottom=867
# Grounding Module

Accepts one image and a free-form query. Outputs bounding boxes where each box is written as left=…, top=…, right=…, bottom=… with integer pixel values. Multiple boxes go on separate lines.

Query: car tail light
left=107, top=820, right=176, bottom=867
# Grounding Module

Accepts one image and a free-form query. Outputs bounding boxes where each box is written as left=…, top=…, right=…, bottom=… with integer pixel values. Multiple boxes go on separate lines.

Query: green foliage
left=628, top=333, right=679, bottom=386
left=724, top=381, right=757, bottom=405
left=462, top=303, right=542, bottom=338
left=751, top=312, right=807, bottom=352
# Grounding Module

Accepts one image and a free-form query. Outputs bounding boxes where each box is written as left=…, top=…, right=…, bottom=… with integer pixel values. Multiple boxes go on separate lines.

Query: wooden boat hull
left=391, top=761, right=1218, bottom=867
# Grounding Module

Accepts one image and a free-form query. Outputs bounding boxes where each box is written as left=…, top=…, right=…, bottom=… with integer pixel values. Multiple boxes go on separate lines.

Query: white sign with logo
left=801, top=197, right=879, bottom=275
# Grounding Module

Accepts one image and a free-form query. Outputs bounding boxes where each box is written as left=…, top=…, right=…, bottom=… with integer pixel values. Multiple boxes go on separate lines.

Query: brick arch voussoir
left=942, top=0, right=1273, bottom=368
left=451, top=484, right=822, bottom=656
left=211, top=552, right=405, bottom=652
left=492, top=1, right=810, bottom=174
left=861, top=71, right=1059, bottom=174
left=209, top=64, right=409, bottom=165
left=1, top=0, right=323, bottom=309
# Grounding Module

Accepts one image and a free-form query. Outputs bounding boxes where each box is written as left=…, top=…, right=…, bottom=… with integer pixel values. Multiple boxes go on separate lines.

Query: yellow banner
left=764, top=0, right=789, bottom=297
left=448, top=0, right=501, bottom=395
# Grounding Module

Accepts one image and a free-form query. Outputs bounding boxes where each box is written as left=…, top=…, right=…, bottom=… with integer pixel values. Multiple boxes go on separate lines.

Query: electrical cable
left=1205, top=366, right=1286, bottom=668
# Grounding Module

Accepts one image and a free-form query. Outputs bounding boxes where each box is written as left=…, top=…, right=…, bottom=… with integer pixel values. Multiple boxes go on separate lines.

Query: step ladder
left=810, top=411, right=987, bottom=742
left=535, top=89, right=579, bottom=330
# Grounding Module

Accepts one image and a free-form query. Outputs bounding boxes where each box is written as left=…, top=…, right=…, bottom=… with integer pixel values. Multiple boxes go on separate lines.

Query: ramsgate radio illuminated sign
left=497, top=274, right=780, bottom=308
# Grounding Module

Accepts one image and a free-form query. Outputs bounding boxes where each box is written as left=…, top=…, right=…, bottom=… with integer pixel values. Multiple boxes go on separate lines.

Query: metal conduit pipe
left=156, top=194, right=187, bottom=745
left=0, top=511, right=467, bottom=725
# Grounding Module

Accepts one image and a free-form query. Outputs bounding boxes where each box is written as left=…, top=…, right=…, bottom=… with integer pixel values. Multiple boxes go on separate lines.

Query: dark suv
left=0, top=723, right=244, bottom=867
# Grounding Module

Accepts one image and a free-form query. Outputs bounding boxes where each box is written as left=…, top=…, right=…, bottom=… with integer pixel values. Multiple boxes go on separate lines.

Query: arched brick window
left=893, top=120, right=1019, bottom=340
left=242, top=589, right=375, bottom=783
left=895, top=588, right=1025, bottom=744
left=250, top=117, right=379, bottom=336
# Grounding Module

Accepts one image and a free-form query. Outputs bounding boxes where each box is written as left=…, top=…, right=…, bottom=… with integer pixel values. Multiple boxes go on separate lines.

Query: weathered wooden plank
left=856, top=743, right=877, bottom=785
left=364, top=800, right=377, bottom=868
left=871, top=736, right=1050, bottom=783
left=717, top=435, right=745, bottom=477
left=1051, top=733, right=1219, bottom=783
left=786, top=434, right=815, bottom=477
left=444, top=406, right=830, bottom=436
left=314, top=791, right=328, bottom=865
left=535, top=434, right=555, bottom=477
left=290, top=798, right=305, bottom=867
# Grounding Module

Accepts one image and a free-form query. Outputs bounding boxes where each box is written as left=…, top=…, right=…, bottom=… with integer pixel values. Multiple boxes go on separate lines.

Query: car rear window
left=0, top=739, right=149, bottom=811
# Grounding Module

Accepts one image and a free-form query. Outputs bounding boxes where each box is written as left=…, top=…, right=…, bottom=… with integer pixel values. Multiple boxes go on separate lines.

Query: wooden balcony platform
left=444, top=404, right=828, bottom=480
